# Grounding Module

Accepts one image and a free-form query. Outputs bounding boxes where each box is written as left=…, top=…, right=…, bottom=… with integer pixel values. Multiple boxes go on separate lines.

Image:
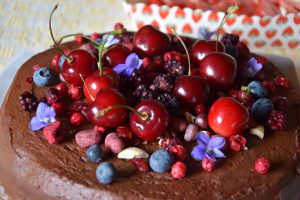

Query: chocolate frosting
left=0, top=42, right=299, bottom=200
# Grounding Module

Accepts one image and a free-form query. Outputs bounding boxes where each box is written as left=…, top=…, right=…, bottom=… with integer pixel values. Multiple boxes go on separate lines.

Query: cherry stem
left=49, top=4, right=72, bottom=63
left=215, top=3, right=239, bottom=51
left=171, top=29, right=191, bottom=76
left=58, top=33, right=101, bottom=48
left=96, top=104, right=148, bottom=121
left=79, top=74, right=95, bottom=101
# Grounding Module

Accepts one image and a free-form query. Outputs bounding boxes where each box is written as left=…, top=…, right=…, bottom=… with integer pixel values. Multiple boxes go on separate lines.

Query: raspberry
left=90, top=32, right=101, bottom=40
left=171, top=161, right=187, bottom=178
left=229, top=135, right=247, bottom=152
left=32, top=64, right=39, bottom=71
left=26, top=77, right=33, bottom=84
left=202, top=158, right=215, bottom=172
left=68, top=84, right=82, bottom=101
left=19, top=91, right=39, bottom=112
left=221, top=33, right=239, bottom=46
left=93, top=126, right=106, bottom=134
left=194, top=103, right=207, bottom=115
left=262, top=80, right=276, bottom=93
left=271, top=96, right=288, bottom=111
left=266, top=110, right=286, bottom=131
left=75, top=34, right=84, bottom=44
left=114, top=22, right=124, bottom=30
left=44, top=88, right=60, bottom=105
left=129, top=158, right=149, bottom=172
left=169, top=145, right=187, bottom=161
left=273, top=75, right=291, bottom=90
left=70, top=112, right=85, bottom=126
left=43, top=121, right=65, bottom=144
left=255, top=157, right=271, bottom=174
left=152, top=74, right=174, bottom=92
left=164, top=60, right=186, bottom=79
left=236, top=41, right=250, bottom=58
left=133, top=84, right=156, bottom=100
left=116, top=126, right=134, bottom=139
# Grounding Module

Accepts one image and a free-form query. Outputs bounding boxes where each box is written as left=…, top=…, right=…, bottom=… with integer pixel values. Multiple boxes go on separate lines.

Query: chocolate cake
left=0, top=30, right=300, bottom=200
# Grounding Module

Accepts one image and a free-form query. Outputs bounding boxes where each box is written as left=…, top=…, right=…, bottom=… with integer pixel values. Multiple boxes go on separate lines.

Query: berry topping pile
left=20, top=4, right=293, bottom=185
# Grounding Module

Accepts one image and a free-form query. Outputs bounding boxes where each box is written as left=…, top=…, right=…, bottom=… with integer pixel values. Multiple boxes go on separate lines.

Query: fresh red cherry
left=102, top=43, right=130, bottom=68
left=86, top=88, right=128, bottom=128
left=133, top=25, right=171, bottom=57
left=199, top=52, right=237, bottom=91
left=93, top=68, right=120, bottom=88
left=173, top=76, right=210, bottom=107
left=208, top=97, right=249, bottom=138
left=83, top=75, right=116, bottom=103
left=191, top=40, right=225, bottom=66
left=130, top=99, right=169, bottom=141
left=61, top=49, right=97, bottom=85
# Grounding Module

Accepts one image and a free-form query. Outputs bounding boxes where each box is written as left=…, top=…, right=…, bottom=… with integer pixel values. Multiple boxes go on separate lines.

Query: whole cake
left=0, top=5, right=300, bottom=200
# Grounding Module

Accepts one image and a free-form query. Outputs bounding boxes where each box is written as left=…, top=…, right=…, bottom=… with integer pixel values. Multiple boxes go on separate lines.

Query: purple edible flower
left=191, top=131, right=226, bottom=161
left=197, top=27, right=216, bottom=40
left=96, top=34, right=120, bottom=47
left=243, top=57, right=263, bottom=78
left=29, top=102, right=56, bottom=131
left=113, top=53, right=143, bottom=78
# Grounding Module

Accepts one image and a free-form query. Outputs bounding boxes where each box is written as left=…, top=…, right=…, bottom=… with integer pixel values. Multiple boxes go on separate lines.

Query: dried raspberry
left=152, top=74, right=174, bottom=92
left=114, top=22, right=124, bottom=30
left=68, top=84, right=82, bottom=101
left=169, top=145, right=187, bottom=161
left=129, top=158, right=149, bottom=172
left=90, top=32, right=101, bottom=40
left=262, top=80, right=276, bottom=93
left=43, top=121, right=65, bottom=144
left=256, top=56, right=267, bottom=64
left=44, top=88, right=60, bottom=105
left=33, top=64, right=39, bottom=71
left=50, top=102, right=63, bottom=117
left=54, top=82, right=69, bottom=97
left=19, top=91, right=39, bottom=112
left=159, top=135, right=180, bottom=150
left=52, top=55, right=60, bottom=68
left=255, top=157, right=271, bottom=174
left=75, top=34, right=84, bottom=44
left=271, top=96, right=288, bottom=111
left=116, top=126, right=134, bottom=139
left=194, top=103, right=207, bottom=115
left=25, top=77, right=33, bottom=84
left=229, top=135, right=247, bottom=152
left=221, top=33, right=239, bottom=46
left=70, top=112, right=85, bottom=126
left=202, top=158, right=215, bottom=172
left=236, top=41, right=250, bottom=58
left=273, top=75, right=291, bottom=90
left=266, top=110, right=286, bottom=131
left=93, top=126, right=106, bottom=134
left=171, top=161, right=187, bottom=178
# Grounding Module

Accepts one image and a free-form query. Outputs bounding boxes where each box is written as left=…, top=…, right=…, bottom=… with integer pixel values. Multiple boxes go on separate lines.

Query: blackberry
left=152, top=74, right=174, bottom=92
left=133, top=84, right=156, bottom=100
left=156, top=93, right=179, bottom=112
left=19, top=91, right=39, bottom=112
left=128, top=69, right=146, bottom=86
left=164, top=60, right=186, bottom=79
left=44, top=88, right=60, bottom=105
left=271, top=96, right=288, bottom=111
left=221, top=33, right=240, bottom=46
left=225, top=45, right=239, bottom=58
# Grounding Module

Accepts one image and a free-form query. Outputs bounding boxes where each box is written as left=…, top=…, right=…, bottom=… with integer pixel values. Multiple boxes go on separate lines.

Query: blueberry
left=96, top=162, right=116, bottom=184
left=248, top=81, right=267, bottom=98
left=58, top=55, right=66, bottom=69
left=86, top=145, right=102, bottom=163
left=225, top=45, right=239, bottom=58
left=149, top=149, right=174, bottom=173
left=251, top=98, right=274, bottom=123
left=33, top=67, right=58, bottom=87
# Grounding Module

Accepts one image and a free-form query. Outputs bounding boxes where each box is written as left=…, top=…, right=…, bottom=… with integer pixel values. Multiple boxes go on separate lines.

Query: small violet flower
left=113, top=53, right=143, bottom=78
left=197, top=27, right=216, bottom=40
left=243, top=57, right=263, bottom=78
left=191, top=131, right=226, bottom=161
left=29, top=102, right=56, bottom=131
left=96, top=34, right=120, bottom=48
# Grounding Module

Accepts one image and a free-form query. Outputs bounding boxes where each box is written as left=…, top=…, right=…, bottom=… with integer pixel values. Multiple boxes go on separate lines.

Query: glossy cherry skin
left=86, top=88, right=128, bottom=128
left=199, top=52, right=237, bottom=91
left=133, top=25, right=171, bottom=58
left=102, top=44, right=130, bottom=68
left=208, top=97, right=249, bottom=138
left=191, top=40, right=225, bottom=66
left=93, top=68, right=120, bottom=88
left=62, top=49, right=97, bottom=85
left=83, top=75, right=116, bottom=103
left=130, top=99, right=169, bottom=141
left=173, top=76, right=210, bottom=107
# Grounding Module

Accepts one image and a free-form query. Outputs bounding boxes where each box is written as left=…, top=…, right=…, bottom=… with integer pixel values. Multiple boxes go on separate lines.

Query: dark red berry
left=171, top=161, right=187, bottom=178
left=229, top=134, right=247, bottom=152
left=93, top=125, right=106, bottom=134
left=43, top=121, right=66, bottom=144
left=221, top=33, right=239, bottom=46
left=194, top=114, right=209, bottom=129
left=255, top=157, right=271, bottom=174
left=247, top=117, right=257, bottom=129
left=236, top=41, right=250, bottom=58
left=169, top=145, right=187, bottom=161
left=266, top=110, right=286, bottom=131
left=271, top=96, right=288, bottom=111
left=64, top=49, right=71, bottom=55
left=50, top=102, right=63, bottom=117
left=202, top=158, right=215, bottom=172
left=194, top=103, right=207, bottom=115
left=19, top=91, right=39, bottom=112
left=68, top=84, right=83, bottom=101
left=116, top=126, right=134, bottom=139
left=90, top=32, right=101, bottom=40
left=256, top=56, right=267, bottom=64
left=70, top=112, right=85, bottom=126
left=54, top=82, right=69, bottom=97
left=273, top=75, right=291, bottom=90
left=114, top=22, right=124, bottom=30
left=262, top=80, right=276, bottom=93
left=68, top=101, right=88, bottom=115
left=44, top=88, right=60, bottom=105
left=163, top=51, right=186, bottom=63
left=52, top=55, right=60, bottom=68
left=75, top=35, right=84, bottom=44
left=25, top=77, right=33, bottom=84
left=129, top=158, right=149, bottom=172
left=159, top=136, right=180, bottom=150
